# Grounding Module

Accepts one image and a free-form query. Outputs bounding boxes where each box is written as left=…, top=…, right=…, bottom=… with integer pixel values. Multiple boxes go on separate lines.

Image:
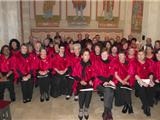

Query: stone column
left=90, top=1, right=98, bottom=28
left=60, top=1, right=68, bottom=27
left=142, top=1, right=160, bottom=42
left=6, top=1, right=20, bottom=43
left=123, top=1, right=133, bottom=38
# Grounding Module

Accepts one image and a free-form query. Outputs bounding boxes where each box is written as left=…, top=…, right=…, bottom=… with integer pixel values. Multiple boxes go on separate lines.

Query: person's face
left=96, top=35, right=100, bottom=41
left=92, top=39, right=97, bottom=44
left=85, top=34, right=89, bottom=39
left=59, top=47, right=65, bottom=54
left=44, top=39, right=49, bottom=47
left=34, top=43, right=41, bottom=52
left=69, top=43, right=73, bottom=50
left=87, top=44, right=92, bottom=51
left=111, top=47, right=118, bottom=54
left=74, top=47, right=80, bottom=55
left=101, top=51, right=109, bottom=60
left=95, top=46, right=100, bottom=54
left=123, top=43, right=128, bottom=50
left=138, top=51, right=145, bottom=61
left=21, top=46, right=28, bottom=54
left=146, top=38, right=152, bottom=45
left=156, top=51, right=160, bottom=61
left=128, top=48, right=135, bottom=56
left=3, top=47, right=10, bottom=56
left=11, top=41, right=17, bottom=50
left=78, top=34, right=82, bottom=40
left=155, top=42, right=160, bottom=49
left=82, top=51, right=90, bottom=62
left=119, top=53, right=126, bottom=62
left=106, top=43, right=111, bottom=49
left=40, top=49, right=47, bottom=59
left=146, top=47, right=153, bottom=54
left=49, top=43, right=54, bottom=48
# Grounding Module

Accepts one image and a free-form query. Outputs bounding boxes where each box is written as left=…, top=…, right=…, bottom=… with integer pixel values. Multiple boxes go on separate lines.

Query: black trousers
left=21, top=79, right=33, bottom=100
left=154, top=83, right=160, bottom=100
left=136, top=82, right=154, bottom=107
left=97, top=85, right=114, bottom=112
left=66, top=76, right=74, bottom=96
left=38, top=76, right=50, bottom=96
left=0, top=81, right=15, bottom=101
left=51, top=74, right=67, bottom=97
left=115, top=85, right=132, bottom=106
left=79, top=91, right=92, bottom=109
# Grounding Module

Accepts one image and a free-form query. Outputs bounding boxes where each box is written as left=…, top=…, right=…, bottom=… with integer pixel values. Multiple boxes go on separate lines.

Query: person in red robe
left=153, top=49, right=160, bottom=104
left=71, top=43, right=82, bottom=101
left=0, top=45, right=16, bottom=102
left=51, top=44, right=71, bottom=98
left=135, top=50, right=155, bottom=116
left=72, top=49, right=95, bottom=120
left=16, top=44, right=33, bottom=103
left=94, top=48, right=115, bottom=120
left=114, top=50, right=134, bottom=114
left=37, top=48, right=51, bottom=102
left=9, top=39, right=20, bottom=57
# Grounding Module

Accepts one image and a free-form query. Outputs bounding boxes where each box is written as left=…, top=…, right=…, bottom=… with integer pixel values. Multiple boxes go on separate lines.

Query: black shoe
left=23, top=100, right=27, bottom=103
left=143, top=106, right=151, bottom=117
left=11, top=98, right=16, bottom=102
left=78, top=109, right=83, bottom=120
left=84, top=108, right=89, bottom=119
left=45, top=93, right=50, bottom=101
left=40, top=95, right=44, bottom=102
left=100, top=96, right=104, bottom=101
left=146, top=107, right=151, bottom=116
left=66, top=95, right=71, bottom=100
left=122, top=105, right=128, bottom=113
left=128, top=104, right=133, bottom=114
left=27, top=99, right=31, bottom=102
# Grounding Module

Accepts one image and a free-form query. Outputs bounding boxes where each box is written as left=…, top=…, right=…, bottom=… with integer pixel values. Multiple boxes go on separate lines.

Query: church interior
left=0, top=0, right=160, bottom=120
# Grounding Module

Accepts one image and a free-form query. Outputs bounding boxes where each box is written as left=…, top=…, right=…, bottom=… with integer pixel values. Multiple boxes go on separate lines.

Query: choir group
left=0, top=33, right=160, bottom=120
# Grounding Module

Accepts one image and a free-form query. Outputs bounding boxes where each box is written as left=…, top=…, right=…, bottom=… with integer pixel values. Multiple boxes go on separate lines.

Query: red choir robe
left=135, top=60, right=153, bottom=80
left=0, top=54, right=16, bottom=82
left=72, top=60, right=95, bottom=90
left=70, top=55, right=81, bottom=94
left=16, top=53, right=32, bottom=80
left=52, top=54, right=70, bottom=74
left=154, top=60, right=160, bottom=81
left=113, top=60, right=134, bottom=87
left=93, top=59, right=115, bottom=89
left=38, top=56, right=51, bottom=76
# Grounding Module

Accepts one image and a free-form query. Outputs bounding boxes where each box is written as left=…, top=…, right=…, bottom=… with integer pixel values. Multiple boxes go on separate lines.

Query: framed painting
left=96, top=0, right=120, bottom=28
left=131, top=0, right=143, bottom=32
left=66, top=0, right=91, bottom=26
left=34, top=1, right=61, bottom=27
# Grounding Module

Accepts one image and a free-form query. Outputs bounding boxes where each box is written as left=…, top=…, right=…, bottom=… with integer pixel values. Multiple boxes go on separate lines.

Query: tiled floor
left=4, top=84, right=160, bottom=120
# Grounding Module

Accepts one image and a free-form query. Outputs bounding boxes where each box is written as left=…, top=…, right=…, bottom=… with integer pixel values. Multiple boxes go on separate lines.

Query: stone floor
left=3, top=84, right=160, bottom=120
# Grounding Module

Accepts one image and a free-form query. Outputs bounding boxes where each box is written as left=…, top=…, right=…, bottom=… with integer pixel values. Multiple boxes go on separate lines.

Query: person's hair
left=101, top=47, right=109, bottom=54
left=81, top=48, right=90, bottom=55
left=93, top=43, right=102, bottom=52
left=73, top=43, right=81, bottom=50
left=9, top=39, right=20, bottom=50
left=21, top=43, right=28, bottom=48
left=138, top=49, right=145, bottom=53
left=131, top=38, right=137, bottom=42
left=118, top=49, right=126, bottom=55
left=1, top=45, right=10, bottom=54
left=110, top=45, right=118, bottom=53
